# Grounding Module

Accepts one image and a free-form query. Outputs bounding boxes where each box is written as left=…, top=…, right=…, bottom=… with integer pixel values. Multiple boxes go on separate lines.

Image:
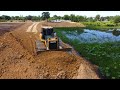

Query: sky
left=0, top=11, right=120, bottom=17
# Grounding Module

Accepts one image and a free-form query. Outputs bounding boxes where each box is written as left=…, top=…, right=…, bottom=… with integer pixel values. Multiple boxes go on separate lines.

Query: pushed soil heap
left=0, top=21, right=100, bottom=79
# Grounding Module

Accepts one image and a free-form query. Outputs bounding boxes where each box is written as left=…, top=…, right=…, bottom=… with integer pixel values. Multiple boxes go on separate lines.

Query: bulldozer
left=35, top=26, right=72, bottom=54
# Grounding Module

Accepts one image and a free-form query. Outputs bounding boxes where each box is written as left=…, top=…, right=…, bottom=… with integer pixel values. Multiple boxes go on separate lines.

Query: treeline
left=0, top=15, right=41, bottom=22
left=0, top=12, right=50, bottom=22
left=49, top=14, right=120, bottom=23
left=48, top=14, right=87, bottom=22
left=49, top=14, right=120, bottom=24
left=0, top=12, right=120, bottom=24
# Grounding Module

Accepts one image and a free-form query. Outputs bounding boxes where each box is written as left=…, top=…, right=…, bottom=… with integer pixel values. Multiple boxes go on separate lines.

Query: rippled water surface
left=62, top=29, right=120, bottom=43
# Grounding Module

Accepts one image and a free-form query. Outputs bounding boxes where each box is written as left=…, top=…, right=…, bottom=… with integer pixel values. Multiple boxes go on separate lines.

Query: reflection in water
left=112, top=29, right=120, bottom=36
left=62, top=29, right=120, bottom=43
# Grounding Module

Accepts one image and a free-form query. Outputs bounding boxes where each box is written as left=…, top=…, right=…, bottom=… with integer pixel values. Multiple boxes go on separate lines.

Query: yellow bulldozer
left=35, top=26, right=72, bottom=54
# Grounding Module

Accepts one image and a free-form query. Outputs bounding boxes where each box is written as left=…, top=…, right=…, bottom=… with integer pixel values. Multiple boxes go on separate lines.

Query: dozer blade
left=35, top=39, right=72, bottom=55
left=35, top=40, right=47, bottom=54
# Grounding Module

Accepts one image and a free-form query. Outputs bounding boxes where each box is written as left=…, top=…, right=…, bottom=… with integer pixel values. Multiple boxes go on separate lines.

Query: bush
left=114, top=16, right=120, bottom=23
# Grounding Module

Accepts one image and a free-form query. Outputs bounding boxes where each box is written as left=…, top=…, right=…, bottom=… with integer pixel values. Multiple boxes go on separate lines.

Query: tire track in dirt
left=25, top=22, right=40, bottom=55
left=26, top=22, right=40, bottom=33
left=26, top=23, right=36, bottom=32
left=32, top=22, right=40, bottom=33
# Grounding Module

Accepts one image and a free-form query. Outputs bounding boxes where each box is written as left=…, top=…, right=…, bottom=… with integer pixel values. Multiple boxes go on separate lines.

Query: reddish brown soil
left=0, top=23, right=24, bottom=36
left=40, top=21, right=85, bottom=27
left=0, top=22, right=100, bottom=79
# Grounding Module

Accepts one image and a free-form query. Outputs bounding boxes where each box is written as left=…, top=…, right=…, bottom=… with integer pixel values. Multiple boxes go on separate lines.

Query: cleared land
left=0, top=21, right=100, bottom=79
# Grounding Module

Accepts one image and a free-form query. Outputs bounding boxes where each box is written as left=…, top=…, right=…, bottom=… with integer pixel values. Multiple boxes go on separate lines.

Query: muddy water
left=62, top=29, right=120, bottom=43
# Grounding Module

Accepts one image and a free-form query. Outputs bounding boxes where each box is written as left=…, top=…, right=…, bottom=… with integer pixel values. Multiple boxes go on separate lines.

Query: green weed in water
left=54, top=28, right=120, bottom=79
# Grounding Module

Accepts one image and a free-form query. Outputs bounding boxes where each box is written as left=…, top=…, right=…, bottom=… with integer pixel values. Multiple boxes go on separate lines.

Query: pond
left=62, top=29, right=120, bottom=43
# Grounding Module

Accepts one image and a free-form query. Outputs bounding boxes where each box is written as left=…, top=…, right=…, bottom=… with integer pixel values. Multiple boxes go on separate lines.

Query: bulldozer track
left=26, top=23, right=36, bottom=32
left=26, top=22, right=40, bottom=33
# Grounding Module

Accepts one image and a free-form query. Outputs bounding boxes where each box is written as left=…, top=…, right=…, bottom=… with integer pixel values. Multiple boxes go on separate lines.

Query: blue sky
left=0, top=11, right=120, bottom=17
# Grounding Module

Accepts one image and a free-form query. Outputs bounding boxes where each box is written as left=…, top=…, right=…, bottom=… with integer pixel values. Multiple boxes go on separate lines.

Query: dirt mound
left=73, top=63, right=100, bottom=79
left=34, top=51, right=81, bottom=79
left=40, top=21, right=85, bottom=27
left=0, top=33, right=36, bottom=79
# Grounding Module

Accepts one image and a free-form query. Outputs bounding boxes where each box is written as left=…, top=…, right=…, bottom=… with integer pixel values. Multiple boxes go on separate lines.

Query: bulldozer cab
left=41, top=26, right=54, bottom=40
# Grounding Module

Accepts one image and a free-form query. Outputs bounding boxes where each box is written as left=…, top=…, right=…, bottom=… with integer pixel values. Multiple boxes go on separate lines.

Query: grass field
left=82, top=21, right=120, bottom=30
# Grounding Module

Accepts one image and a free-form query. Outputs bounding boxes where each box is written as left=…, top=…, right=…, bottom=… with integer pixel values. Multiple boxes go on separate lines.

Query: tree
left=0, top=15, right=11, bottom=20
left=41, top=12, right=50, bottom=21
left=32, top=16, right=41, bottom=21
left=15, top=16, right=20, bottom=20
left=63, top=15, right=70, bottom=20
left=57, top=16, right=62, bottom=19
left=5, top=16, right=11, bottom=20
left=70, top=14, right=76, bottom=21
left=77, top=16, right=85, bottom=22
left=100, top=17, right=105, bottom=21
left=38, top=15, right=41, bottom=20
left=0, top=16, right=2, bottom=19
left=53, top=15, right=58, bottom=20
left=114, top=16, right=120, bottom=24
left=26, top=15, right=33, bottom=20
left=106, top=16, right=110, bottom=21
left=87, top=17, right=94, bottom=22
left=11, top=16, right=15, bottom=20
left=19, top=15, right=25, bottom=21
left=95, top=14, right=100, bottom=21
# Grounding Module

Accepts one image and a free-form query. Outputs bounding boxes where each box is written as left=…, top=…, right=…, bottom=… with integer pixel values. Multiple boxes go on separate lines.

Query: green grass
left=54, top=27, right=85, bottom=31
left=82, top=21, right=120, bottom=30
left=54, top=27, right=84, bottom=36
left=54, top=28, right=120, bottom=79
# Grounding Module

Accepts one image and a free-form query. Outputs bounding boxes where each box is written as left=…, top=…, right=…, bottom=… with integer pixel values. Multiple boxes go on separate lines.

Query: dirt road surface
left=26, top=22, right=40, bottom=33
left=0, top=21, right=100, bottom=79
